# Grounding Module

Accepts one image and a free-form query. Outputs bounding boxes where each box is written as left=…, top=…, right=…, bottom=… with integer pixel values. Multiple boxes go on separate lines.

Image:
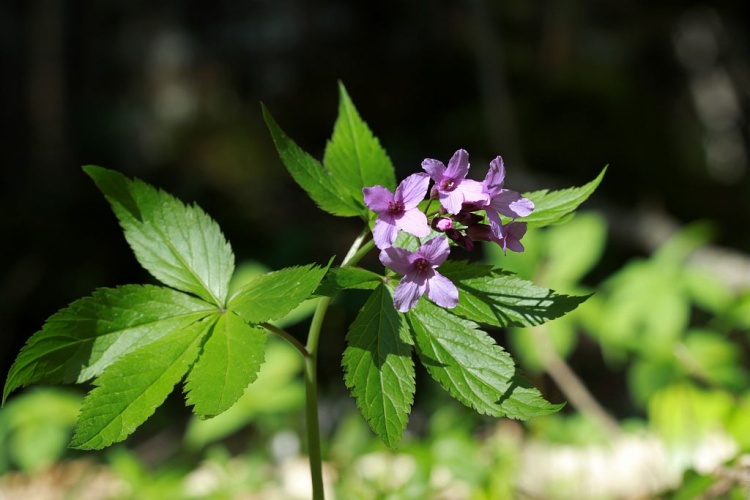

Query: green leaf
left=407, top=301, right=562, bottom=419
left=261, top=104, right=361, bottom=217
left=437, top=260, right=494, bottom=281
left=441, top=266, right=589, bottom=328
left=184, top=338, right=304, bottom=450
left=315, top=267, right=382, bottom=296
left=83, top=165, right=235, bottom=306
left=70, top=318, right=213, bottom=450
left=521, top=167, right=606, bottom=228
left=3, top=285, right=215, bottom=404
left=185, top=311, right=267, bottom=418
left=228, top=263, right=329, bottom=324
left=342, top=285, right=415, bottom=447
left=323, top=83, right=397, bottom=207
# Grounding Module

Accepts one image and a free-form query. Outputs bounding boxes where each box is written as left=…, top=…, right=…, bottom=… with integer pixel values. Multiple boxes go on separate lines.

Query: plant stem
left=304, top=296, right=331, bottom=500
left=302, top=226, right=372, bottom=499
left=345, top=238, right=376, bottom=267
left=260, top=322, right=309, bottom=358
left=530, top=326, right=621, bottom=437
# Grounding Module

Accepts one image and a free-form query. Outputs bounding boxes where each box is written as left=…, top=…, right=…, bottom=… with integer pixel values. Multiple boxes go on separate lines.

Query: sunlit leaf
left=440, top=263, right=589, bottom=328
left=315, top=267, right=382, bottom=296
left=262, top=104, right=360, bottom=217
left=228, top=264, right=329, bottom=324
left=521, top=167, right=606, bottom=228
left=70, top=319, right=213, bottom=450
left=184, top=338, right=304, bottom=450
left=3, top=285, right=215, bottom=404
left=185, top=311, right=266, bottom=418
left=407, top=300, right=562, bottom=419
left=324, top=83, right=397, bottom=206
left=343, top=285, right=415, bottom=447
left=84, top=166, right=234, bottom=305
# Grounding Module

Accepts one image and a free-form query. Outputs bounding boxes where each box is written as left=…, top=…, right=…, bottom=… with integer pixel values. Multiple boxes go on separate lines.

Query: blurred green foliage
left=0, top=388, right=82, bottom=473
left=488, top=211, right=750, bottom=497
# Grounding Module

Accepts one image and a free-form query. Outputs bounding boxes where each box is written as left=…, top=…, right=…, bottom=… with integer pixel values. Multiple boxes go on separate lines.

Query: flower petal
left=393, top=274, right=426, bottom=312
left=489, top=190, right=534, bottom=218
left=505, top=222, right=527, bottom=252
left=421, top=158, right=446, bottom=181
left=396, top=173, right=430, bottom=208
left=482, top=156, right=506, bottom=197
left=418, top=236, right=450, bottom=266
left=363, top=185, right=394, bottom=213
left=425, top=272, right=459, bottom=309
left=506, top=238, right=525, bottom=253
left=372, top=218, right=399, bottom=249
left=457, top=179, right=488, bottom=205
left=395, top=209, right=430, bottom=238
left=379, top=246, right=415, bottom=275
left=485, top=217, right=505, bottom=252
left=445, top=149, right=470, bottom=179
left=439, top=190, right=464, bottom=214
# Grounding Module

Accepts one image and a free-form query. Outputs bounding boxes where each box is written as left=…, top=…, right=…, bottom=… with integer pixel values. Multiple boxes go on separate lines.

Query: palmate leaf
left=185, top=311, right=267, bottom=419
left=407, top=300, right=562, bottom=419
left=84, top=166, right=235, bottom=306
left=228, top=263, right=329, bottom=324
left=4, top=165, right=340, bottom=452
left=323, top=83, right=397, bottom=202
left=440, top=262, right=589, bottom=328
left=520, top=167, right=606, bottom=228
left=262, top=104, right=361, bottom=217
left=343, top=285, right=415, bottom=447
left=2, top=285, right=215, bottom=404
left=70, top=318, right=214, bottom=450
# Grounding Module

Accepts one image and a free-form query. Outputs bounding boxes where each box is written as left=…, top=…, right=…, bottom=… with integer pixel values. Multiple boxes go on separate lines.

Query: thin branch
left=530, top=325, right=621, bottom=437
left=260, top=322, right=309, bottom=358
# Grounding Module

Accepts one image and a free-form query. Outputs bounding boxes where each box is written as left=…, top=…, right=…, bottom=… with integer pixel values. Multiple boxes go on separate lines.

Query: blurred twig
left=530, top=325, right=622, bottom=438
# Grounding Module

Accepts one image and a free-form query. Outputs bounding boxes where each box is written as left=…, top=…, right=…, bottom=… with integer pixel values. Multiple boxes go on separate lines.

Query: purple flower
left=422, top=149, right=488, bottom=215
left=379, top=236, right=459, bottom=312
left=481, top=156, right=533, bottom=240
left=467, top=221, right=527, bottom=254
left=363, top=173, right=431, bottom=249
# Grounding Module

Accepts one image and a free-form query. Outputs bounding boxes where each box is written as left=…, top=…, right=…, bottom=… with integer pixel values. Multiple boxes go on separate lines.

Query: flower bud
left=455, top=210, right=483, bottom=226
left=432, top=217, right=453, bottom=232
left=446, top=228, right=475, bottom=251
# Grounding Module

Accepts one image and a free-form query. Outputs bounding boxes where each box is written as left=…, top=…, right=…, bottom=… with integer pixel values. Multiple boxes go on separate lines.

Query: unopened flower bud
left=446, top=228, right=475, bottom=251
left=455, top=210, right=483, bottom=226
left=432, top=217, right=453, bottom=232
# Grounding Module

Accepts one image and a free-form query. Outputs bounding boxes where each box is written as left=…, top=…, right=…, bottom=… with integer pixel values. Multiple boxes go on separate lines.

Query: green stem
left=345, top=238, right=376, bottom=267
left=260, top=322, right=309, bottom=358
left=304, top=296, right=331, bottom=500
left=303, top=225, right=372, bottom=499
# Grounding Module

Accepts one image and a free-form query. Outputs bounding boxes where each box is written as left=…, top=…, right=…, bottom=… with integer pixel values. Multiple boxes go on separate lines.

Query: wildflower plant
left=3, top=83, right=605, bottom=499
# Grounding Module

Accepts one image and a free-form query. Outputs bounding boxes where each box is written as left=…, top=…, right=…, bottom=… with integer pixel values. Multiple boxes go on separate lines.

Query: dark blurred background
left=2, top=0, right=750, bottom=410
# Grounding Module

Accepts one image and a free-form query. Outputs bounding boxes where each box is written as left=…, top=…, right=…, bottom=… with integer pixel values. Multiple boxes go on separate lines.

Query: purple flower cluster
left=363, top=149, right=533, bottom=312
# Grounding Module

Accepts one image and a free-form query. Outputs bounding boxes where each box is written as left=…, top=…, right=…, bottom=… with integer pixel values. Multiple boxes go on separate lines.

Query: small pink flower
left=379, top=236, right=459, bottom=312
left=363, top=173, right=431, bottom=249
left=481, top=157, right=534, bottom=241
left=422, top=149, right=488, bottom=215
